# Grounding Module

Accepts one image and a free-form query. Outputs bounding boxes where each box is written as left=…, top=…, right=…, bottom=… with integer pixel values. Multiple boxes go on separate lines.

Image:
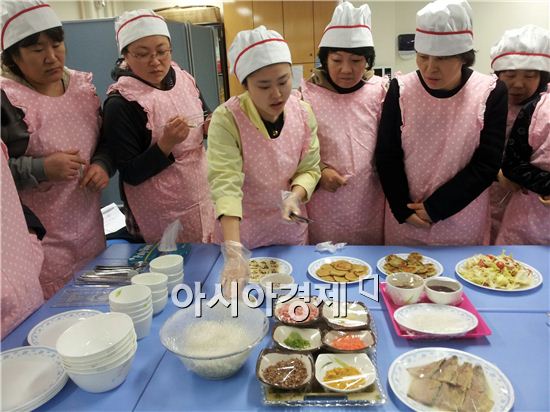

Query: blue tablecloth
left=2, top=244, right=549, bottom=411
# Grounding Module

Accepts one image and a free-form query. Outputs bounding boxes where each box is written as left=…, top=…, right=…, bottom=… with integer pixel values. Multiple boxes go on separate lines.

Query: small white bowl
left=323, top=330, right=376, bottom=353
left=61, top=330, right=136, bottom=367
left=272, top=325, right=321, bottom=352
left=131, top=272, right=168, bottom=292
left=151, top=288, right=168, bottom=300
left=425, top=277, right=463, bottom=305
left=315, top=353, right=376, bottom=393
left=133, top=311, right=153, bottom=340
left=322, top=301, right=370, bottom=330
left=256, top=349, right=314, bottom=390
left=386, top=273, right=424, bottom=306
left=109, top=285, right=152, bottom=308
left=152, top=294, right=168, bottom=315
left=149, top=255, right=183, bottom=275
left=64, top=340, right=137, bottom=373
left=167, top=277, right=184, bottom=293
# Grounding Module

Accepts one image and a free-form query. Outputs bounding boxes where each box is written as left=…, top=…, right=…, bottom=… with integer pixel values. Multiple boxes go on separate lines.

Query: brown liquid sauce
left=428, top=285, right=456, bottom=293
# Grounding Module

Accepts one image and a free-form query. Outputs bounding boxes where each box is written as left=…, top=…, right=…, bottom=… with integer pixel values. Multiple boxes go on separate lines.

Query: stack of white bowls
left=56, top=312, right=137, bottom=393
left=149, top=254, right=184, bottom=293
left=109, top=284, right=153, bottom=339
left=131, top=272, right=168, bottom=315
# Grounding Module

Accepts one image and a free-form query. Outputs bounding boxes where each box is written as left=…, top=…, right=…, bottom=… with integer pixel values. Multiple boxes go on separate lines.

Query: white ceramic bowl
left=160, top=303, right=268, bottom=379
left=167, top=277, right=184, bottom=293
left=425, top=277, right=463, bottom=305
left=256, top=349, right=314, bottom=390
left=62, top=331, right=136, bottom=368
left=56, top=312, right=134, bottom=361
left=149, top=255, right=183, bottom=275
left=272, top=325, right=321, bottom=352
left=151, top=288, right=168, bottom=301
left=315, top=353, right=376, bottom=393
left=112, top=302, right=152, bottom=319
left=152, top=294, right=168, bottom=315
left=131, top=272, right=168, bottom=292
left=66, top=346, right=136, bottom=393
left=386, top=273, right=424, bottom=306
left=109, top=285, right=152, bottom=308
left=64, top=340, right=137, bottom=373
left=133, top=312, right=153, bottom=340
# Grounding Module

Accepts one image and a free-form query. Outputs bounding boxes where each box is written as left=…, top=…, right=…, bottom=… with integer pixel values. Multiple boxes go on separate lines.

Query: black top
left=375, top=67, right=508, bottom=223
left=23, top=205, right=46, bottom=240
left=502, top=95, right=550, bottom=196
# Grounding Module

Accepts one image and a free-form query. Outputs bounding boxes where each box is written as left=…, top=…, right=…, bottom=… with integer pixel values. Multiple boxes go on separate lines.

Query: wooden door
left=282, top=1, right=314, bottom=63
left=252, top=1, right=284, bottom=34
left=313, top=1, right=337, bottom=51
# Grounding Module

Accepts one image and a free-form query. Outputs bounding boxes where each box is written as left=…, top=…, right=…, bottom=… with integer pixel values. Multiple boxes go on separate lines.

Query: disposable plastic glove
left=220, top=240, right=251, bottom=299
left=281, top=191, right=302, bottom=222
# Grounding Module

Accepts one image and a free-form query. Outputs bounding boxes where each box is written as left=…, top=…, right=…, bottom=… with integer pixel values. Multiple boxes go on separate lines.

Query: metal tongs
left=76, top=266, right=140, bottom=286
left=289, top=211, right=314, bottom=224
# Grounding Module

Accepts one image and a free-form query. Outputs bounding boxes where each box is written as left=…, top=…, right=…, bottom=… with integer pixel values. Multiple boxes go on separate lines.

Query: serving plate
left=377, top=253, right=443, bottom=278
left=393, top=304, right=478, bottom=337
left=27, top=309, right=102, bottom=348
left=249, top=257, right=293, bottom=283
left=388, top=347, right=514, bottom=412
left=455, top=258, right=542, bottom=292
left=308, top=256, right=371, bottom=285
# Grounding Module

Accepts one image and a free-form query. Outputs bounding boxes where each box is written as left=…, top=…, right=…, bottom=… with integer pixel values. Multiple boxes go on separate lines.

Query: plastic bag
left=158, top=219, right=182, bottom=252
left=315, top=241, right=347, bottom=254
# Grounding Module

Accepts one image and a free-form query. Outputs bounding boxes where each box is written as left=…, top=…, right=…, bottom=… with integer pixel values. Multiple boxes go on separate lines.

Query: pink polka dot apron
left=108, top=64, right=215, bottom=244
left=1, top=142, right=44, bottom=337
left=497, top=90, right=550, bottom=244
left=301, top=76, right=387, bottom=245
left=489, top=103, right=522, bottom=243
left=1, top=70, right=105, bottom=298
left=212, top=94, right=311, bottom=249
left=384, top=71, right=496, bottom=245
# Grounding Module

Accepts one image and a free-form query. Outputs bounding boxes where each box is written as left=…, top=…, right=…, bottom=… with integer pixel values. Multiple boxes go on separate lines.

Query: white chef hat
left=1, top=0, right=61, bottom=51
left=115, top=9, right=170, bottom=54
left=228, top=26, right=291, bottom=83
left=490, top=25, right=550, bottom=72
left=415, top=0, right=473, bottom=57
left=319, top=1, right=374, bottom=49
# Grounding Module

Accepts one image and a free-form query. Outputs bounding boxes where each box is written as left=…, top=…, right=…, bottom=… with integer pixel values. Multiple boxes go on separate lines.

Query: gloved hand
left=220, top=240, right=251, bottom=299
left=281, top=191, right=302, bottom=222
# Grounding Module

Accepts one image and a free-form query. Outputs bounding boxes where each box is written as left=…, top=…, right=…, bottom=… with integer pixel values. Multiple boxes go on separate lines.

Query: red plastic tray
left=380, top=282, right=492, bottom=340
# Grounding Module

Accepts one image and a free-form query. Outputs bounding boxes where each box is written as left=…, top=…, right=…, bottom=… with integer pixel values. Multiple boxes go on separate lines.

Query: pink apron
left=108, top=64, right=215, bottom=244
left=212, top=94, right=311, bottom=249
left=496, top=90, right=550, bottom=245
left=384, top=71, right=496, bottom=245
left=1, top=70, right=105, bottom=298
left=301, top=77, right=387, bottom=245
left=489, top=104, right=522, bottom=243
left=1, top=142, right=44, bottom=338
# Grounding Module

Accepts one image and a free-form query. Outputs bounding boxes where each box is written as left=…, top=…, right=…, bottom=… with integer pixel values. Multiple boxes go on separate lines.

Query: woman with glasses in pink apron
left=1, top=0, right=111, bottom=298
left=375, top=0, right=507, bottom=246
left=102, top=9, right=215, bottom=244
left=488, top=25, right=550, bottom=243
left=207, top=26, right=321, bottom=295
left=301, top=2, right=387, bottom=245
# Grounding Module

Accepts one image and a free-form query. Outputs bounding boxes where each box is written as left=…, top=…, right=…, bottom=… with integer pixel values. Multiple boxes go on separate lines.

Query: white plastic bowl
left=62, top=331, right=136, bottom=368
left=64, top=341, right=137, bottom=373
left=131, top=272, right=168, bottom=292
left=160, top=303, right=268, bottom=379
left=151, top=288, right=168, bottom=301
left=152, top=294, right=168, bottom=315
left=133, top=312, right=152, bottom=340
left=56, top=312, right=134, bottom=360
left=109, top=285, right=152, bottom=308
left=149, top=255, right=183, bottom=275
left=111, top=302, right=152, bottom=319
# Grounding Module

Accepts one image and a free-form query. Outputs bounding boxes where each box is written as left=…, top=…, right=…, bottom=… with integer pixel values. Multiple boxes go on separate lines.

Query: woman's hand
left=497, top=170, right=522, bottom=192
left=44, top=150, right=86, bottom=181
left=406, top=202, right=432, bottom=228
left=158, top=116, right=190, bottom=156
left=539, top=195, right=550, bottom=208
left=80, top=163, right=109, bottom=191
left=319, top=167, right=348, bottom=192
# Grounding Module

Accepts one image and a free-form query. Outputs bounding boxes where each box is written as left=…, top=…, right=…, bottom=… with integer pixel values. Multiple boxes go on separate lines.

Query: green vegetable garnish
left=283, top=331, right=310, bottom=349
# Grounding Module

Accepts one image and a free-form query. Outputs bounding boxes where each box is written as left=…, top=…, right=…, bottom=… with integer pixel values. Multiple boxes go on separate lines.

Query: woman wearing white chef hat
left=207, top=26, right=321, bottom=295
left=375, top=0, right=507, bottom=246
left=102, top=9, right=215, bottom=244
left=488, top=25, right=550, bottom=243
left=494, top=26, right=550, bottom=245
left=301, top=1, right=387, bottom=245
left=1, top=0, right=112, bottom=298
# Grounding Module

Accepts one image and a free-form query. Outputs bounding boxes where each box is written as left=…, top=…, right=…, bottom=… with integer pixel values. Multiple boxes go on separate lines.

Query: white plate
left=377, top=253, right=443, bottom=278
left=388, top=347, right=514, bottom=412
left=315, top=353, right=376, bottom=393
left=27, top=309, right=102, bottom=348
left=455, top=258, right=543, bottom=292
left=393, top=304, right=478, bottom=337
left=308, top=256, right=372, bottom=285
left=0, top=346, right=68, bottom=412
left=249, top=257, right=293, bottom=283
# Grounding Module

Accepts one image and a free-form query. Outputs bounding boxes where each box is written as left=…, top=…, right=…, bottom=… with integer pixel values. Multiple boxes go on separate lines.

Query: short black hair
left=458, top=49, right=476, bottom=67
left=318, top=46, right=376, bottom=71
left=1, top=27, right=64, bottom=78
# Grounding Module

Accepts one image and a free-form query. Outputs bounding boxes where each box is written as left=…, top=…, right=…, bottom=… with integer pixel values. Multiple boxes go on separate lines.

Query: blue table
left=1, top=243, right=221, bottom=412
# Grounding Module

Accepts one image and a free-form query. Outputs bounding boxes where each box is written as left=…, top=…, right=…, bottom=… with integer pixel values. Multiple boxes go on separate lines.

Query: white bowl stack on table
left=109, top=285, right=153, bottom=339
left=131, top=272, right=168, bottom=315
left=55, top=312, right=137, bottom=393
left=149, top=254, right=184, bottom=293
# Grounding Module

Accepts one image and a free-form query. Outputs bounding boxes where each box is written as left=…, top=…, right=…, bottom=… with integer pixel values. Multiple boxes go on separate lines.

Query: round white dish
left=455, top=258, right=542, bottom=292
left=315, top=353, right=376, bottom=393
left=377, top=253, right=443, bottom=278
left=388, top=347, right=514, bottom=412
left=393, top=303, right=478, bottom=337
left=308, top=256, right=372, bottom=285
left=27, top=309, right=102, bottom=348
left=249, top=257, right=293, bottom=283
left=1, top=346, right=68, bottom=412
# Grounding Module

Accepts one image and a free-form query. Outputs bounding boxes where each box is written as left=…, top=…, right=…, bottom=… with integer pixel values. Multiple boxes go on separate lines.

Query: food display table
left=2, top=244, right=549, bottom=411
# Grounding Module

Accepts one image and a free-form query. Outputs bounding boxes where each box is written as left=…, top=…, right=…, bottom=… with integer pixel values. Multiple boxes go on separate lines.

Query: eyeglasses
left=128, top=48, right=172, bottom=62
